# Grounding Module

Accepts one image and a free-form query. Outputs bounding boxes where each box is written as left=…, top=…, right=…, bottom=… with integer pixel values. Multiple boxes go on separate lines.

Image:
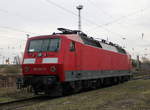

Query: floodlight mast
left=76, top=5, right=83, bottom=31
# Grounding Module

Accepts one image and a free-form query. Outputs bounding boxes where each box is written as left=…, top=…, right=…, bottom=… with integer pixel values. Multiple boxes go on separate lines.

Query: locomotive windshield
left=28, top=38, right=60, bottom=52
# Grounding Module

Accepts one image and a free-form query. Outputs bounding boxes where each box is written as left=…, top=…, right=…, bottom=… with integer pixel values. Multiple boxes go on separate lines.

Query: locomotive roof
left=55, top=28, right=126, bottom=54
left=28, top=28, right=126, bottom=54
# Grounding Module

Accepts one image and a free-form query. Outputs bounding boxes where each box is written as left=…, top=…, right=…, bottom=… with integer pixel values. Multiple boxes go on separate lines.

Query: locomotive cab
left=22, top=35, right=65, bottom=94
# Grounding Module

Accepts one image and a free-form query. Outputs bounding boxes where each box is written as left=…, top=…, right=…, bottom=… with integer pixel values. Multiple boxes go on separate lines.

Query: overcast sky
left=0, top=0, right=150, bottom=63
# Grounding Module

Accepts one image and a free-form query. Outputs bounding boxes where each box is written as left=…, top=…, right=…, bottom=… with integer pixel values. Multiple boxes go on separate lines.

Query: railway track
left=0, top=75, right=149, bottom=110
left=132, top=75, right=150, bottom=80
left=0, top=95, right=51, bottom=110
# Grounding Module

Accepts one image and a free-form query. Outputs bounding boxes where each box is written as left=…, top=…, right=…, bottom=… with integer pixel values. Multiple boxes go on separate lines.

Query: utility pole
left=142, top=33, right=144, bottom=39
left=122, top=37, right=126, bottom=48
left=137, top=55, right=140, bottom=70
left=76, top=5, right=83, bottom=31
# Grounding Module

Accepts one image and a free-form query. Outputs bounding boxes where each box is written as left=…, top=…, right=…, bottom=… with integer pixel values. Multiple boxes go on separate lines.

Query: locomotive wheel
left=70, top=81, right=82, bottom=93
left=113, top=77, right=118, bottom=84
left=91, top=80, right=98, bottom=89
left=117, top=77, right=121, bottom=84
left=96, top=79, right=101, bottom=88
left=119, top=76, right=126, bottom=83
left=62, top=82, right=73, bottom=95
left=122, top=76, right=128, bottom=82
left=33, top=84, right=42, bottom=95
left=82, top=80, right=91, bottom=91
left=45, top=83, right=63, bottom=97
left=103, top=78, right=110, bottom=86
left=53, top=83, right=63, bottom=97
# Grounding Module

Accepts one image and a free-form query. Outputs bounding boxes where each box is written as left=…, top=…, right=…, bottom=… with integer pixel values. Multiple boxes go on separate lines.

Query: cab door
left=75, top=43, right=81, bottom=70
left=69, top=41, right=81, bottom=71
left=64, top=40, right=83, bottom=81
left=68, top=41, right=76, bottom=70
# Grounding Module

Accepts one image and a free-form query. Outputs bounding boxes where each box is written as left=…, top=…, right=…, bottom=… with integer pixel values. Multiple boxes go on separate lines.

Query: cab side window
left=70, top=41, right=75, bottom=52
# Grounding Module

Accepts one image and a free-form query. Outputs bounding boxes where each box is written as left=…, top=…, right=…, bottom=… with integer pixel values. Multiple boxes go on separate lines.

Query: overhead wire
left=0, top=6, right=38, bottom=60
left=78, top=0, right=150, bottom=40
left=87, top=0, right=129, bottom=29
left=103, top=7, right=150, bottom=26
left=87, top=0, right=150, bottom=53
left=44, top=0, right=125, bottom=38
left=0, top=8, right=35, bottom=22
left=0, top=35, right=26, bottom=41
left=88, top=4, right=150, bottom=29
left=45, top=0, right=77, bottom=16
left=0, top=8, right=41, bottom=36
left=0, top=26, right=39, bottom=35
left=88, top=0, right=114, bottom=19
left=0, top=1, right=148, bottom=42
left=0, top=0, right=125, bottom=38
left=80, top=1, right=150, bottom=52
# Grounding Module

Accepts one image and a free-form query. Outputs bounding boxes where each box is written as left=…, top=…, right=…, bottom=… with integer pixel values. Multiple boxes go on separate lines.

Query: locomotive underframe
left=18, top=70, right=132, bottom=95
left=18, top=75, right=59, bottom=94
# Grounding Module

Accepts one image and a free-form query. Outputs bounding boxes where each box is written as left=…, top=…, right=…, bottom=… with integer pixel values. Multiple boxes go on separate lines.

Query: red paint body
left=22, top=34, right=132, bottom=82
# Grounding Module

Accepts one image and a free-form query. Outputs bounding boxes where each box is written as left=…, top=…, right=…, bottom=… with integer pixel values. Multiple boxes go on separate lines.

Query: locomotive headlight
left=50, top=66, right=56, bottom=72
left=24, top=66, right=30, bottom=72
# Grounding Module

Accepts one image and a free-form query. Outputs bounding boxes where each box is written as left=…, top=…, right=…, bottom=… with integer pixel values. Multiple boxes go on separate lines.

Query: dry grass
left=18, top=79, right=150, bottom=110
left=0, top=87, right=34, bottom=103
left=0, top=65, right=21, bottom=75
left=0, top=69, right=150, bottom=110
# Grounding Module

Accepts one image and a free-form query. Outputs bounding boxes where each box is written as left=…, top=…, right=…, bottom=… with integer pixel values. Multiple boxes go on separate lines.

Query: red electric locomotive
left=21, top=28, right=132, bottom=95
